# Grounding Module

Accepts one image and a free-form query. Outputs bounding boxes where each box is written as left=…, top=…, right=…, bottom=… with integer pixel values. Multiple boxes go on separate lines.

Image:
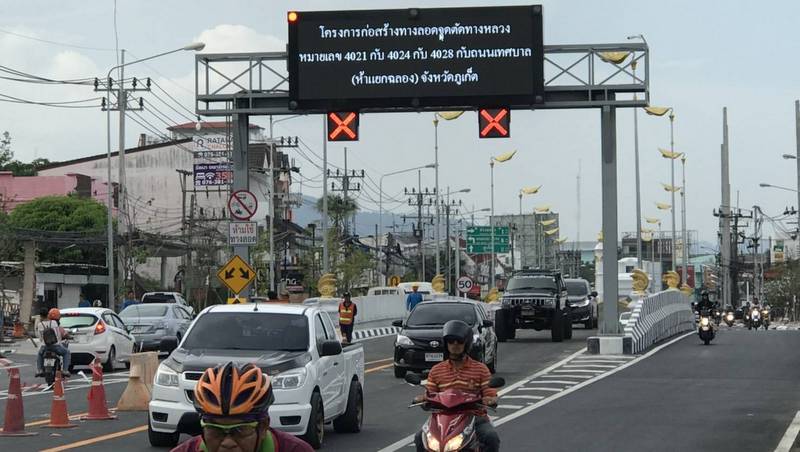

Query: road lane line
left=537, top=374, right=591, bottom=379
left=376, top=347, right=589, bottom=452
left=518, top=387, right=562, bottom=392
left=365, top=363, right=394, bottom=374
left=503, top=395, right=545, bottom=400
left=26, top=411, right=89, bottom=427
left=497, top=404, right=524, bottom=410
left=562, top=364, right=618, bottom=368
left=566, top=360, right=627, bottom=365
left=527, top=380, right=580, bottom=385
left=552, top=369, right=605, bottom=373
left=492, top=331, right=694, bottom=428
left=775, top=410, right=800, bottom=452
left=365, top=357, right=393, bottom=366
left=39, top=425, right=148, bottom=451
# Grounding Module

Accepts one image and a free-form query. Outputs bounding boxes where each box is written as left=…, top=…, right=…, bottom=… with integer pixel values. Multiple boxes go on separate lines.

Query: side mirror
left=404, top=373, right=422, bottom=386
left=488, top=376, right=506, bottom=388
left=320, top=340, right=342, bottom=357
left=591, top=291, right=598, bottom=298
left=160, top=336, right=179, bottom=354
left=392, top=319, right=403, bottom=327
left=483, top=320, right=493, bottom=328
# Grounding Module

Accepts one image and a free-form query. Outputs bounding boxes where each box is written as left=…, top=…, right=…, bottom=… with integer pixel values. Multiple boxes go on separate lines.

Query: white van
left=367, top=287, right=402, bottom=296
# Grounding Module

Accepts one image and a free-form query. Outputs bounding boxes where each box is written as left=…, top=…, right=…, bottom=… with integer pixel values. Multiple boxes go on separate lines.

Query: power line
left=0, top=93, right=101, bottom=108
left=0, top=28, right=116, bottom=52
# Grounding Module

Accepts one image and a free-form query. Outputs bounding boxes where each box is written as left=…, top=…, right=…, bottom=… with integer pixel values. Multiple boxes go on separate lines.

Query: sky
left=1, top=0, right=799, bottom=247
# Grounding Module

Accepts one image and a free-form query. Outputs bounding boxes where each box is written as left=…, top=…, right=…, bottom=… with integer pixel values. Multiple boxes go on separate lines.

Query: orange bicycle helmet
left=193, top=362, right=274, bottom=419
left=48, top=308, right=61, bottom=321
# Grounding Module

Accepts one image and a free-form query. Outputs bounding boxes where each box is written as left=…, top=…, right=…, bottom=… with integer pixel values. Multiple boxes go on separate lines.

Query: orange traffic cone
left=45, top=371, right=76, bottom=428
left=0, top=367, right=37, bottom=436
left=81, top=359, right=116, bottom=420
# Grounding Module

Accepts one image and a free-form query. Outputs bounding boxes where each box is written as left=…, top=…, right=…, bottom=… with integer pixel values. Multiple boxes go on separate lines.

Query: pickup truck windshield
left=507, top=275, right=558, bottom=292
left=407, top=304, right=476, bottom=327
left=182, top=312, right=309, bottom=351
left=566, top=281, right=589, bottom=297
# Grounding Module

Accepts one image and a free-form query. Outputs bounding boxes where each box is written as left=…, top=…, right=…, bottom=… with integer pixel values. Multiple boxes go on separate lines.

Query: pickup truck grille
left=503, top=297, right=555, bottom=307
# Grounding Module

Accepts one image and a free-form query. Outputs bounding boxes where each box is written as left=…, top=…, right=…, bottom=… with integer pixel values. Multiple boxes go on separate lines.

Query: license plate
left=44, top=358, right=55, bottom=366
left=425, top=353, right=443, bottom=362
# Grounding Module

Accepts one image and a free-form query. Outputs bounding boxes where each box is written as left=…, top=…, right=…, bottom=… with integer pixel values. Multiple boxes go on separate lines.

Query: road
left=0, top=326, right=594, bottom=451
left=496, top=327, right=800, bottom=452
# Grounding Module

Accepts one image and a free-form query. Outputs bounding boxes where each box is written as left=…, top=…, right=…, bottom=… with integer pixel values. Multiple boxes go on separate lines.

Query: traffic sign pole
left=232, top=116, right=252, bottom=297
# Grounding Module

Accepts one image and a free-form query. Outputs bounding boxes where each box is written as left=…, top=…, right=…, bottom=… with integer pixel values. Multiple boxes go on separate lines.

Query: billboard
left=193, top=135, right=232, bottom=159
left=288, top=5, right=544, bottom=111
left=193, top=163, right=232, bottom=186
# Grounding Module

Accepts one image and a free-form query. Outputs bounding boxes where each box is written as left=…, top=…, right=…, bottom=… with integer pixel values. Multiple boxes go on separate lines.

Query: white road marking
left=566, top=360, right=627, bottom=365
left=562, top=364, right=618, bottom=369
left=537, top=374, right=592, bottom=379
left=497, top=404, right=524, bottom=410
left=503, top=395, right=545, bottom=400
left=572, top=355, right=635, bottom=360
left=552, top=369, right=605, bottom=374
left=775, top=410, right=800, bottom=452
left=527, top=380, right=581, bottom=385
left=518, top=387, right=562, bottom=392
left=376, top=348, right=588, bottom=452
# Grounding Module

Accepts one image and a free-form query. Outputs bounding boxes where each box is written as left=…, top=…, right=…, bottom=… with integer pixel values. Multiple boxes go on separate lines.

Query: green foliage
left=764, top=261, right=800, bottom=311
left=0, top=132, right=11, bottom=168
left=335, top=248, right=374, bottom=292
left=2, top=158, right=52, bottom=176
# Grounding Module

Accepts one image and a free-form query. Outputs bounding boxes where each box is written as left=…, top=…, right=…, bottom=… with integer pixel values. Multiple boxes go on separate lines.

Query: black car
left=392, top=300, right=498, bottom=378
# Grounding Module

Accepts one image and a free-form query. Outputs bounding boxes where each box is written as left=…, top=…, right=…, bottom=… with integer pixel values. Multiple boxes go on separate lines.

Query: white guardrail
left=308, top=295, right=408, bottom=324
left=623, top=290, right=695, bottom=354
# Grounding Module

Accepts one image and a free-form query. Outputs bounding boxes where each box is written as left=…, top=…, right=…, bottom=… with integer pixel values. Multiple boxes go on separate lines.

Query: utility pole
left=444, top=199, right=460, bottom=293
left=402, top=172, right=436, bottom=281
left=328, top=148, right=365, bottom=237
left=322, top=116, right=329, bottom=274
left=720, top=108, right=732, bottom=308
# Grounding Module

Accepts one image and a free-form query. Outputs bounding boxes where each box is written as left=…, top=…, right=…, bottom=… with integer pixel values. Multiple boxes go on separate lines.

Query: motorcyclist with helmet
left=696, top=290, right=714, bottom=314
left=413, top=320, right=500, bottom=452
left=171, top=362, right=313, bottom=452
left=35, top=308, right=71, bottom=378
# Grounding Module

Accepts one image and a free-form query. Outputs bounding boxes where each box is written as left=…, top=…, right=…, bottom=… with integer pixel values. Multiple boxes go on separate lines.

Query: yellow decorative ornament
left=436, top=111, right=464, bottom=120
left=597, top=230, right=603, bottom=242
left=544, top=227, right=560, bottom=236
left=556, top=237, right=568, bottom=244
left=598, top=51, right=630, bottom=64
left=534, top=205, right=551, bottom=213
left=318, top=273, right=337, bottom=298
left=656, top=202, right=672, bottom=210
left=493, top=150, right=517, bottom=163
left=540, top=218, right=557, bottom=226
left=642, top=233, right=653, bottom=242
left=680, top=283, right=693, bottom=296
left=662, top=183, right=681, bottom=193
left=645, top=217, right=661, bottom=224
left=631, top=269, right=650, bottom=294
left=644, top=106, right=671, bottom=117
left=659, top=148, right=684, bottom=160
left=485, top=287, right=500, bottom=303
left=521, top=185, right=542, bottom=195
left=431, top=274, right=446, bottom=293
left=663, top=271, right=680, bottom=290
left=641, top=227, right=654, bottom=234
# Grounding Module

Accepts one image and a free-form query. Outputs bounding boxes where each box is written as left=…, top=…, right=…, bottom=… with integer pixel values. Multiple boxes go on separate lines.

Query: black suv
left=392, top=300, right=498, bottom=378
left=495, top=269, right=572, bottom=342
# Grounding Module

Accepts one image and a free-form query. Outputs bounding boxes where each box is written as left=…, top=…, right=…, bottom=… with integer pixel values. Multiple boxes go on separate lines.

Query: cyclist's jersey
left=170, top=428, right=313, bottom=452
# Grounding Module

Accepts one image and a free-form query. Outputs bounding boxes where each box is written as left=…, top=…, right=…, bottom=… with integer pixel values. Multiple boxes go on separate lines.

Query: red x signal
left=478, top=108, right=510, bottom=138
left=327, top=111, right=359, bottom=141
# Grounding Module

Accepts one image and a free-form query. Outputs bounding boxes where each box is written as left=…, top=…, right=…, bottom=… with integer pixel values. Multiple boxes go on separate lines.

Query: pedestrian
left=338, top=292, right=357, bottom=344
left=78, top=292, right=91, bottom=308
left=121, top=290, right=138, bottom=311
left=406, top=284, right=423, bottom=312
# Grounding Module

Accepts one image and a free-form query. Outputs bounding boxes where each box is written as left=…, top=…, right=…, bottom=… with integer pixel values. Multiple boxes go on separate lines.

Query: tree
left=7, top=195, right=108, bottom=264
left=316, top=195, right=373, bottom=291
left=764, top=260, right=800, bottom=318
left=0, top=132, right=11, bottom=168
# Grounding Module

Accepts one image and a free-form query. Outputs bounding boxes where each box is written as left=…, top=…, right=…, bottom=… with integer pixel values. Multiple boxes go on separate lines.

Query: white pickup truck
left=148, top=303, right=365, bottom=449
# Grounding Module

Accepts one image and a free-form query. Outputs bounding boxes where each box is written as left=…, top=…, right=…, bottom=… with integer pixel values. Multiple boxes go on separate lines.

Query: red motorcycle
left=406, top=373, right=505, bottom=452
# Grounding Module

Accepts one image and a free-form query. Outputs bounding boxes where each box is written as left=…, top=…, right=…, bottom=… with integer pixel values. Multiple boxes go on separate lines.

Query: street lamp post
left=628, top=34, right=647, bottom=270
left=489, top=151, right=516, bottom=289
left=681, top=155, right=688, bottom=285
left=104, top=42, right=204, bottom=309
left=379, top=163, right=435, bottom=284
left=645, top=106, right=678, bottom=272
left=433, top=111, right=464, bottom=278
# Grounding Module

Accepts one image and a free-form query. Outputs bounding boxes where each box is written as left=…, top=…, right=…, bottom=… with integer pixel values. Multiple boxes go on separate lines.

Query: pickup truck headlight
left=273, top=367, right=307, bottom=390
left=155, top=363, right=179, bottom=387
left=501, top=298, right=510, bottom=307
left=395, top=334, right=413, bottom=346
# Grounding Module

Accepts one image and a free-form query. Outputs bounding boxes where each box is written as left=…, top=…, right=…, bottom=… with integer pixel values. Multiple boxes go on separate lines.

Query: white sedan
left=60, top=308, right=135, bottom=372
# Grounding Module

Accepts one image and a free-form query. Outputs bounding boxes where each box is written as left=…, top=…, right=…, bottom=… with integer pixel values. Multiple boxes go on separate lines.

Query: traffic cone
left=0, top=368, right=37, bottom=436
left=45, top=371, right=76, bottom=428
left=81, top=359, right=116, bottom=420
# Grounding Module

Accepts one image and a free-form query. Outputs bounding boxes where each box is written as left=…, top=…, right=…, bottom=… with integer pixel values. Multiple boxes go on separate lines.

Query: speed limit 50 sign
left=456, top=276, right=473, bottom=293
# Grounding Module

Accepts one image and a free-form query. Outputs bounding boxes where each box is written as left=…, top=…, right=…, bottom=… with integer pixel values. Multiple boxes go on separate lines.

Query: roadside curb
left=353, top=326, right=400, bottom=341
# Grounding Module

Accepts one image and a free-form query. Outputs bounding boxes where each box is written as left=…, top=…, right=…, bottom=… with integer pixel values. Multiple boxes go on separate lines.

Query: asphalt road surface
left=0, top=326, right=594, bottom=451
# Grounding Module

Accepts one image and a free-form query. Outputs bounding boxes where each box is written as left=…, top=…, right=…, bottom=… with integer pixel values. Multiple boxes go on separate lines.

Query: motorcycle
left=698, top=310, right=715, bottom=345
left=748, top=308, right=762, bottom=330
left=713, top=308, right=722, bottom=326
left=406, top=373, right=505, bottom=452
left=761, top=308, right=770, bottom=330
left=41, top=340, right=68, bottom=386
left=723, top=310, right=735, bottom=327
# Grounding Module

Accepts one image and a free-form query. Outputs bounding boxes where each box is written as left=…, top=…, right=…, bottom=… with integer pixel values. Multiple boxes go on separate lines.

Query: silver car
left=119, top=303, right=193, bottom=351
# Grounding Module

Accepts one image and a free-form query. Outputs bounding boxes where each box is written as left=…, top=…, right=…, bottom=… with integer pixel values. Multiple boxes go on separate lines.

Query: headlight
left=700, top=317, right=709, bottom=326
left=726, top=313, right=734, bottom=321
left=155, top=364, right=179, bottom=387
left=395, top=334, right=413, bottom=346
left=272, top=367, right=307, bottom=390
left=444, top=434, right=465, bottom=451
left=425, top=432, right=440, bottom=451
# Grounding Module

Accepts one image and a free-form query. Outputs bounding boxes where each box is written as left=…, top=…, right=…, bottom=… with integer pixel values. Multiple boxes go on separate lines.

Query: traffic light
left=478, top=108, right=510, bottom=138
left=327, top=111, right=359, bottom=141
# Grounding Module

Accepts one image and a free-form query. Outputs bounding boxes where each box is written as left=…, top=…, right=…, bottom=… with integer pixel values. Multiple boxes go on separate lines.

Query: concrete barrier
left=588, top=289, right=693, bottom=355
left=306, top=295, right=407, bottom=325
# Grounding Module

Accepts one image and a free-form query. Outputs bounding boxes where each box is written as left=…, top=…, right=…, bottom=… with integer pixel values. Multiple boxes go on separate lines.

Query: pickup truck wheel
left=551, top=310, right=564, bottom=342
left=148, top=419, right=180, bottom=447
left=333, top=380, right=363, bottom=433
left=393, top=365, right=406, bottom=379
left=302, top=392, right=324, bottom=449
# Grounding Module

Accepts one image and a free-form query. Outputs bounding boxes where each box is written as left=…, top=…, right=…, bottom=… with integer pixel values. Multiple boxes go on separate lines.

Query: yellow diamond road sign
left=217, top=255, right=256, bottom=295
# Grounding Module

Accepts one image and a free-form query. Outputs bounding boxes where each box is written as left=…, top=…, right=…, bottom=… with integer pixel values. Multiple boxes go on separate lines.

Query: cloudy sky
left=2, top=0, right=799, bottom=246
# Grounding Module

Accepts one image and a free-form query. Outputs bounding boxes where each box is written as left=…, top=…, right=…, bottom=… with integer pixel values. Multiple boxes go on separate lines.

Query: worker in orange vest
left=338, top=292, right=358, bottom=344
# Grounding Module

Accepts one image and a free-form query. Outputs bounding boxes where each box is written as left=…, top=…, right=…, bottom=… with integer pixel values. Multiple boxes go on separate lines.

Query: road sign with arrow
left=217, top=255, right=256, bottom=294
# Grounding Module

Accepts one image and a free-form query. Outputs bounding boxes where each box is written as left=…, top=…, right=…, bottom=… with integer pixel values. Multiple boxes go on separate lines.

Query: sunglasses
left=200, top=420, right=259, bottom=442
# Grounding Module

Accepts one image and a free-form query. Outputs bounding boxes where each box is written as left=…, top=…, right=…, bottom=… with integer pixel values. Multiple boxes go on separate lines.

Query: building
left=492, top=212, right=561, bottom=270
left=167, top=121, right=265, bottom=143
left=0, top=172, right=107, bottom=213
